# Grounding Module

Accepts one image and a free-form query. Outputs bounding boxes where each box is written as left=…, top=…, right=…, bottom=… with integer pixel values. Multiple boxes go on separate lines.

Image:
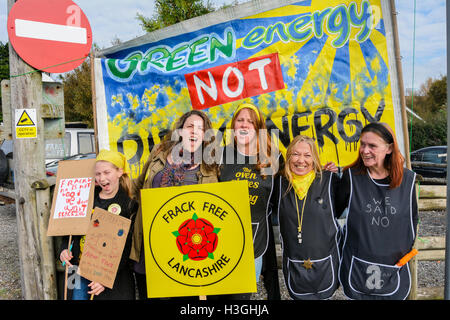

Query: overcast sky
left=395, top=0, right=446, bottom=91
left=1, top=0, right=446, bottom=90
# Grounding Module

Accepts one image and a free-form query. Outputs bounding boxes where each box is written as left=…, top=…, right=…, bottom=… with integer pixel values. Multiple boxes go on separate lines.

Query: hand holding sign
left=46, top=158, right=96, bottom=300
left=47, top=158, right=96, bottom=236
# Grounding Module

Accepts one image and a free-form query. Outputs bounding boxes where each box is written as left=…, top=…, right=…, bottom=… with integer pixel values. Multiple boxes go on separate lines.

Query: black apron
left=219, top=145, right=276, bottom=259
left=278, top=172, right=340, bottom=300
left=339, top=168, right=416, bottom=300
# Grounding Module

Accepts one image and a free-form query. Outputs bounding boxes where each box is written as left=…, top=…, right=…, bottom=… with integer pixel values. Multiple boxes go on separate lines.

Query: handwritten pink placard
left=53, top=177, right=93, bottom=219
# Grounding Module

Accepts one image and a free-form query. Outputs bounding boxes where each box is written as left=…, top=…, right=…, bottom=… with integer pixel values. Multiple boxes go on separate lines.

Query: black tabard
left=338, top=168, right=416, bottom=300
left=219, top=146, right=277, bottom=259
left=277, top=172, right=340, bottom=300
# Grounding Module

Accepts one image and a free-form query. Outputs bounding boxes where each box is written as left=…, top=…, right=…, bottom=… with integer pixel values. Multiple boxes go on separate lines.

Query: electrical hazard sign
left=15, top=109, right=37, bottom=138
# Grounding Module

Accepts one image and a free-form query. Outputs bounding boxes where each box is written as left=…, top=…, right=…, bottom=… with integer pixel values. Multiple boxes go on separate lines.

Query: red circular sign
left=7, top=0, right=92, bottom=73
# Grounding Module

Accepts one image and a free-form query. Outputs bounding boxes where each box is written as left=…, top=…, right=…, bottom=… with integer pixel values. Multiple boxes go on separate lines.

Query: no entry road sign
left=7, top=0, right=93, bottom=73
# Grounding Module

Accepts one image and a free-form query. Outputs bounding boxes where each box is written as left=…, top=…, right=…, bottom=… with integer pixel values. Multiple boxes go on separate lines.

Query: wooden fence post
left=7, top=0, right=57, bottom=300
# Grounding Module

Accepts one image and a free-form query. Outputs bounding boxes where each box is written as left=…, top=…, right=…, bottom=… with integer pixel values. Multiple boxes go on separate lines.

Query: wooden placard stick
left=63, top=234, right=72, bottom=300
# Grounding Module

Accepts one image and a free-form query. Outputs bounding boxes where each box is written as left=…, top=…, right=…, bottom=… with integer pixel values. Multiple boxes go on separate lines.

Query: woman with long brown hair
left=130, top=109, right=219, bottom=299
left=337, top=122, right=418, bottom=300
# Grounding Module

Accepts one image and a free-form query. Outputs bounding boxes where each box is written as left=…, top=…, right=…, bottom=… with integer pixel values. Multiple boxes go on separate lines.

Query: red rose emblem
left=172, top=213, right=220, bottom=261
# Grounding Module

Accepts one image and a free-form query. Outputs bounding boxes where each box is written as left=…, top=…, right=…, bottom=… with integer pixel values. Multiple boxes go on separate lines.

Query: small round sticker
left=108, top=203, right=121, bottom=215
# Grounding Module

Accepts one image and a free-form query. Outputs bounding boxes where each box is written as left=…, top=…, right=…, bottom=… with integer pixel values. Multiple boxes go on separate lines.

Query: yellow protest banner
left=141, top=180, right=256, bottom=298
left=95, top=0, right=406, bottom=180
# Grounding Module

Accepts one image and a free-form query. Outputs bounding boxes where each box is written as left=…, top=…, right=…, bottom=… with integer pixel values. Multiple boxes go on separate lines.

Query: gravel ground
left=0, top=202, right=21, bottom=300
left=252, top=209, right=447, bottom=300
left=0, top=204, right=446, bottom=300
left=416, top=210, right=446, bottom=289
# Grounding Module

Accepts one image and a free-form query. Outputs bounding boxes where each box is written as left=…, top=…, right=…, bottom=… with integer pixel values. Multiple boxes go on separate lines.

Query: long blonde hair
left=119, top=173, right=133, bottom=198
left=283, top=135, right=322, bottom=193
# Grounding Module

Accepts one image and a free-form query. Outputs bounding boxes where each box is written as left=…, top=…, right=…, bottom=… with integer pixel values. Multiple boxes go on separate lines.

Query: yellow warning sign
left=15, top=109, right=37, bottom=139
left=16, top=110, right=35, bottom=126
left=16, top=126, right=37, bottom=138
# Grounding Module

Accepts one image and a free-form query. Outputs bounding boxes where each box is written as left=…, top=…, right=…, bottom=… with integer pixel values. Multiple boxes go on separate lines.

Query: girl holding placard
left=59, top=150, right=138, bottom=300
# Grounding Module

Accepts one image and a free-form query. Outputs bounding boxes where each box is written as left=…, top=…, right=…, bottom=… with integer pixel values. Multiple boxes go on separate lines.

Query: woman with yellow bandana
left=276, top=135, right=341, bottom=300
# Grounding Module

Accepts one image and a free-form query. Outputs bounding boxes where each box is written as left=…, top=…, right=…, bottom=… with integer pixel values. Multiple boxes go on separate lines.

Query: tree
left=407, top=75, right=448, bottom=150
left=406, top=75, right=447, bottom=120
left=137, top=0, right=215, bottom=32
left=0, top=42, right=9, bottom=81
left=427, top=75, right=447, bottom=112
left=60, top=59, right=94, bottom=127
left=0, top=42, right=10, bottom=122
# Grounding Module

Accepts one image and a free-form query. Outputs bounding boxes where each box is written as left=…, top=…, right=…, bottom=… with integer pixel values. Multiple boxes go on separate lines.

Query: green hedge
left=409, top=110, right=447, bottom=151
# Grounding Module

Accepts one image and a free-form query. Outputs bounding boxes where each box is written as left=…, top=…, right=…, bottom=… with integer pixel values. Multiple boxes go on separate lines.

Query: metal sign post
left=444, top=0, right=450, bottom=301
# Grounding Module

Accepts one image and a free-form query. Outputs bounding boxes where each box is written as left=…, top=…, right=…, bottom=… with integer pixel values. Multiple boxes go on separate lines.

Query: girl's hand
left=60, top=249, right=73, bottom=267
left=88, top=281, right=105, bottom=296
left=323, top=161, right=338, bottom=173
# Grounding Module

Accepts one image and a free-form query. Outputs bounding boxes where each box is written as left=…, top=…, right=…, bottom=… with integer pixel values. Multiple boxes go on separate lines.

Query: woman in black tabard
left=337, top=122, right=418, bottom=300
left=277, top=135, right=341, bottom=300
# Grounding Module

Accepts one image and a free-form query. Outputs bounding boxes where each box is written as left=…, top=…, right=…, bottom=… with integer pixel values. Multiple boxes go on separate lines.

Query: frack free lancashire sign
left=141, top=181, right=256, bottom=298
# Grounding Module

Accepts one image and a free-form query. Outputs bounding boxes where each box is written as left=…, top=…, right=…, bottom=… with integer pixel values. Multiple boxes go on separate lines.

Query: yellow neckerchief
left=292, top=170, right=316, bottom=200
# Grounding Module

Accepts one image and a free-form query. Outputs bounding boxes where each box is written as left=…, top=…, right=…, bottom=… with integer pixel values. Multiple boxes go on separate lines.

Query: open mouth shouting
left=238, top=130, right=249, bottom=136
left=180, top=114, right=205, bottom=153
left=235, top=128, right=256, bottom=145
left=98, top=181, right=112, bottom=192
left=182, top=135, right=201, bottom=152
left=179, top=128, right=203, bottom=153
left=95, top=160, right=124, bottom=198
